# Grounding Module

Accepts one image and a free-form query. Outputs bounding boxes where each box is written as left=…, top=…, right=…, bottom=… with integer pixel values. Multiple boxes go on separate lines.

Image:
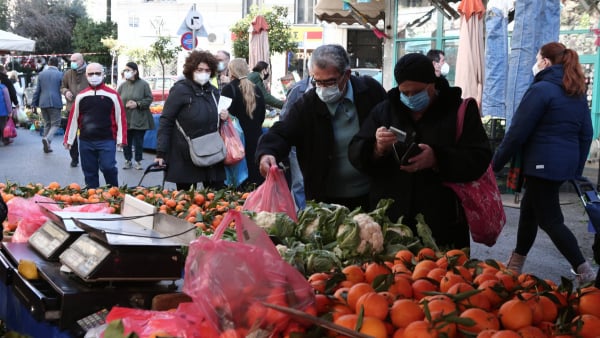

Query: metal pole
left=192, top=4, right=197, bottom=49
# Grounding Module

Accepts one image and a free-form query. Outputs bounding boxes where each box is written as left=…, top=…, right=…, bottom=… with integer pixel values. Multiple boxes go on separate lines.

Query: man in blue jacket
left=32, top=56, right=64, bottom=153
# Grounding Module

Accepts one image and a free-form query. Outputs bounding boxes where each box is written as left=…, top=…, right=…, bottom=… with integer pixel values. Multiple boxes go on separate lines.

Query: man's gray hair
left=310, top=44, right=350, bottom=74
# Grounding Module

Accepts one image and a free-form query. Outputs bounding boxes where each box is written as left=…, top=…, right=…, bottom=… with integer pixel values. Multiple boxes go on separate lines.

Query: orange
left=445, top=248, right=469, bottom=266
left=333, top=287, right=349, bottom=304
left=577, top=288, right=600, bottom=317
left=416, top=247, right=437, bottom=261
left=403, top=320, right=438, bottom=338
left=458, top=308, right=500, bottom=335
left=68, top=182, right=81, bottom=191
left=477, top=279, right=505, bottom=308
left=330, top=303, right=353, bottom=322
left=354, top=292, right=389, bottom=320
left=342, top=265, right=365, bottom=284
left=388, top=277, right=413, bottom=299
left=439, top=272, right=466, bottom=293
left=572, top=314, right=600, bottom=338
left=516, top=326, right=546, bottom=338
left=364, top=262, right=391, bottom=284
left=497, top=299, right=533, bottom=331
left=358, top=316, right=388, bottom=338
left=333, top=313, right=358, bottom=333
left=47, top=181, right=60, bottom=190
left=421, top=297, right=457, bottom=321
left=489, top=330, right=522, bottom=338
left=390, top=299, right=425, bottom=328
left=394, top=249, right=415, bottom=266
left=346, top=282, right=375, bottom=311
left=315, top=294, right=332, bottom=315
left=425, top=267, right=446, bottom=283
left=412, top=260, right=438, bottom=280
left=411, top=278, right=437, bottom=301
left=477, top=329, right=498, bottom=338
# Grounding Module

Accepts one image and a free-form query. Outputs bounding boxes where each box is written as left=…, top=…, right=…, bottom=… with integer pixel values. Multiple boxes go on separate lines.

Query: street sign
left=180, top=32, right=197, bottom=51
left=185, top=10, right=203, bottom=30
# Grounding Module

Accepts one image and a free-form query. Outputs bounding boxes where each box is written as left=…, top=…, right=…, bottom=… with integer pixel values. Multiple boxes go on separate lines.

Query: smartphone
left=400, top=142, right=423, bottom=165
left=389, top=126, right=407, bottom=142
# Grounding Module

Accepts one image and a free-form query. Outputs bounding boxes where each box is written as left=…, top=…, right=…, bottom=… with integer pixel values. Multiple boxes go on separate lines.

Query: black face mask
left=263, top=72, right=269, bottom=80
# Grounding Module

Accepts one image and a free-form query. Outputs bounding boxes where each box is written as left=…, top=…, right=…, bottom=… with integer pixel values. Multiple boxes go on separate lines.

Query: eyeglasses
left=87, top=72, right=102, bottom=76
left=195, top=67, right=211, bottom=73
left=311, top=74, right=343, bottom=88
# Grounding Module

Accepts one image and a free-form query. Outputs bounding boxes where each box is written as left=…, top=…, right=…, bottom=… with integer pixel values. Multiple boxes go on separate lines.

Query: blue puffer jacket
left=492, top=64, right=593, bottom=181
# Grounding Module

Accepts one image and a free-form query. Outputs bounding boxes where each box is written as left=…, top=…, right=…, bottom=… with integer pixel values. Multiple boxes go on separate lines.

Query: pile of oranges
left=308, top=247, right=600, bottom=338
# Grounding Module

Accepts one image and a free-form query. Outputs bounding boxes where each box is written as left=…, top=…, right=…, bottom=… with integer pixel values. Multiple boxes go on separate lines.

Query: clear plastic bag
left=182, top=210, right=314, bottom=335
left=242, top=165, right=298, bottom=221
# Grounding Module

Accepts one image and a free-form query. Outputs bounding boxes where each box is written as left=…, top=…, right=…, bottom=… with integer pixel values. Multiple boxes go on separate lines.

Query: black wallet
left=393, top=142, right=422, bottom=165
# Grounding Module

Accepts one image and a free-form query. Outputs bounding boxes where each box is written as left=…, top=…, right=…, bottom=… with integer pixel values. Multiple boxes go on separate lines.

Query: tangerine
left=572, top=314, right=600, bottom=338
left=516, top=325, right=546, bottom=338
left=577, top=288, right=600, bottom=317
left=390, top=299, right=425, bottom=328
left=403, top=320, right=438, bottom=338
left=354, top=292, right=389, bottom=320
left=458, top=308, right=500, bottom=335
left=342, top=265, right=365, bottom=284
left=411, top=278, right=437, bottom=301
left=346, top=282, right=375, bottom=311
left=364, top=262, right=391, bottom=284
left=497, top=299, right=533, bottom=331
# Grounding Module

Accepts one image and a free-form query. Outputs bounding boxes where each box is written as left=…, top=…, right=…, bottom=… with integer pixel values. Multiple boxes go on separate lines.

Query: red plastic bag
left=183, top=210, right=314, bottom=335
left=242, top=165, right=297, bottom=221
left=220, top=117, right=245, bottom=165
left=3, top=116, right=16, bottom=139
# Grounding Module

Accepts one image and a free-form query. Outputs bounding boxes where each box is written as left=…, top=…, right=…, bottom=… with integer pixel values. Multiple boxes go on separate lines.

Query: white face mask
left=217, top=62, right=226, bottom=72
left=87, top=75, right=103, bottom=86
left=194, top=72, right=210, bottom=85
left=316, top=86, right=343, bottom=104
left=124, top=70, right=133, bottom=80
left=440, top=63, right=450, bottom=76
left=532, top=63, right=542, bottom=76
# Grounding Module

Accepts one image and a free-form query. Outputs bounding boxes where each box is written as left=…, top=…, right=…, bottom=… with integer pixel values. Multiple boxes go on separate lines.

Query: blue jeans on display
left=505, top=0, right=559, bottom=127
left=515, top=176, right=586, bottom=269
left=41, top=107, right=62, bottom=142
left=124, top=129, right=146, bottom=162
left=482, top=7, right=508, bottom=118
left=289, top=147, right=306, bottom=210
left=79, top=139, right=118, bottom=188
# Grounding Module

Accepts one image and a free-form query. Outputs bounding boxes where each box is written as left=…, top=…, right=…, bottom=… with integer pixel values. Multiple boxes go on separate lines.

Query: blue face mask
left=400, top=89, right=430, bottom=112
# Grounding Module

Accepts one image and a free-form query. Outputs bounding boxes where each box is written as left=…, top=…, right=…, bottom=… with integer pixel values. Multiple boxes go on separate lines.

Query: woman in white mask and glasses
left=154, top=50, right=228, bottom=191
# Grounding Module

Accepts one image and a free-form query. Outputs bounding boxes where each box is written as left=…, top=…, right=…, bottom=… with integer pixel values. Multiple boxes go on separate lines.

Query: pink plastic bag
left=183, top=210, right=314, bottom=335
left=221, top=117, right=245, bottom=165
left=8, top=195, right=60, bottom=243
left=242, top=165, right=297, bottom=221
left=3, top=116, right=16, bottom=139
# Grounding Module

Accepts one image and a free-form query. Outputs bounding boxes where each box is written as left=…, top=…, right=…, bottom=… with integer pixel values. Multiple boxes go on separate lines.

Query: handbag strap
left=175, top=92, right=221, bottom=138
left=454, top=97, right=477, bottom=142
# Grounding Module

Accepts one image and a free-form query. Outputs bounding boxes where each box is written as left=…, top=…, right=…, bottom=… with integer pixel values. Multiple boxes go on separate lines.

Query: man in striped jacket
left=63, top=63, right=127, bottom=188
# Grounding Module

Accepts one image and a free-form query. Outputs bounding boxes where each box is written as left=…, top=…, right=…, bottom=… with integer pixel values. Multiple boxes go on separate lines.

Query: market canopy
left=0, top=30, right=35, bottom=52
left=314, top=0, right=385, bottom=26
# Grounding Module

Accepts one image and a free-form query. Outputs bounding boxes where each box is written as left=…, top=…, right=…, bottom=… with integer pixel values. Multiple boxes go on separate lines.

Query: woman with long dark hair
left=493, top=42, right=595, bottom=284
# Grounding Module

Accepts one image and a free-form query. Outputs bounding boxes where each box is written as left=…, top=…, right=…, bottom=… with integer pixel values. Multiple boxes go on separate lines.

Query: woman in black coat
left=349, top=54, right=492, bottom=249
left=221, top=58, right=266, bottom=187
left=155, top=51, right=227, bottom=191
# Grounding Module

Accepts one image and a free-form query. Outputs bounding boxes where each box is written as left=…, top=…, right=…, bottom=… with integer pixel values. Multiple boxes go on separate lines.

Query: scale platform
left=58, top=197, right=196, bottom=282
left=28, top=210, right=118, bottom=261
left=1, top=242, right=182, bottom=334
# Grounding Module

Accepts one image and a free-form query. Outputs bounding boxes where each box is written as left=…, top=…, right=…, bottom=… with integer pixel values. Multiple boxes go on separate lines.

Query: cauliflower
left=252, top=211, right=296, bottom=238
left=353, top=213, right=384, bottom=255
left=275, top=244, right=289, bottom=256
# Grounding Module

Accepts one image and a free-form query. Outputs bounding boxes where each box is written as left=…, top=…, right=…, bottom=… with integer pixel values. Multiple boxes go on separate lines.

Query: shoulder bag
left=176, top=93, right=226, bottom=167
left=444, top=98, right=506, bottom=247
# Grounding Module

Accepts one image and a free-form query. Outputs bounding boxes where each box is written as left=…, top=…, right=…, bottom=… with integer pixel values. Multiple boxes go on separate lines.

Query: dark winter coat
left=156, top=79, right=225, bottom=185
left=221, top=78, right=266, bottom=186
left=348, top=86, right=492, bottom=248
left=492, top=65, right=593, bottom=181
left=256, top=75, right=387, bottom=202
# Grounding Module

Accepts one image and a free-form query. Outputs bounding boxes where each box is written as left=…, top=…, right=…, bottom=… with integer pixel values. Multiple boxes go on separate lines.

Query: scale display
left=29, top=220, right=71, bottom=259
left=60, top=235, right=111, bottom=279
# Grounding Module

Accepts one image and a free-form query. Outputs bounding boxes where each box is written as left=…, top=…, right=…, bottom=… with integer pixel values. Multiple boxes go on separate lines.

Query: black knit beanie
left=394, top=53, right=436, bottom=85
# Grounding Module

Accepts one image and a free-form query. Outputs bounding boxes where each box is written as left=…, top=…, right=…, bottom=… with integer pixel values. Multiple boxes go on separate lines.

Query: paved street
left=1, top=125, right=598, bottom=284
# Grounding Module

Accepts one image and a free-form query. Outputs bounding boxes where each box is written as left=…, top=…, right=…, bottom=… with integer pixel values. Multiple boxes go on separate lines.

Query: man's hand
left=154, top=158, right=166, bottom=167
left=259, top=155, right=277, bottom=177
left=64, top=143, right=71, bottom=150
